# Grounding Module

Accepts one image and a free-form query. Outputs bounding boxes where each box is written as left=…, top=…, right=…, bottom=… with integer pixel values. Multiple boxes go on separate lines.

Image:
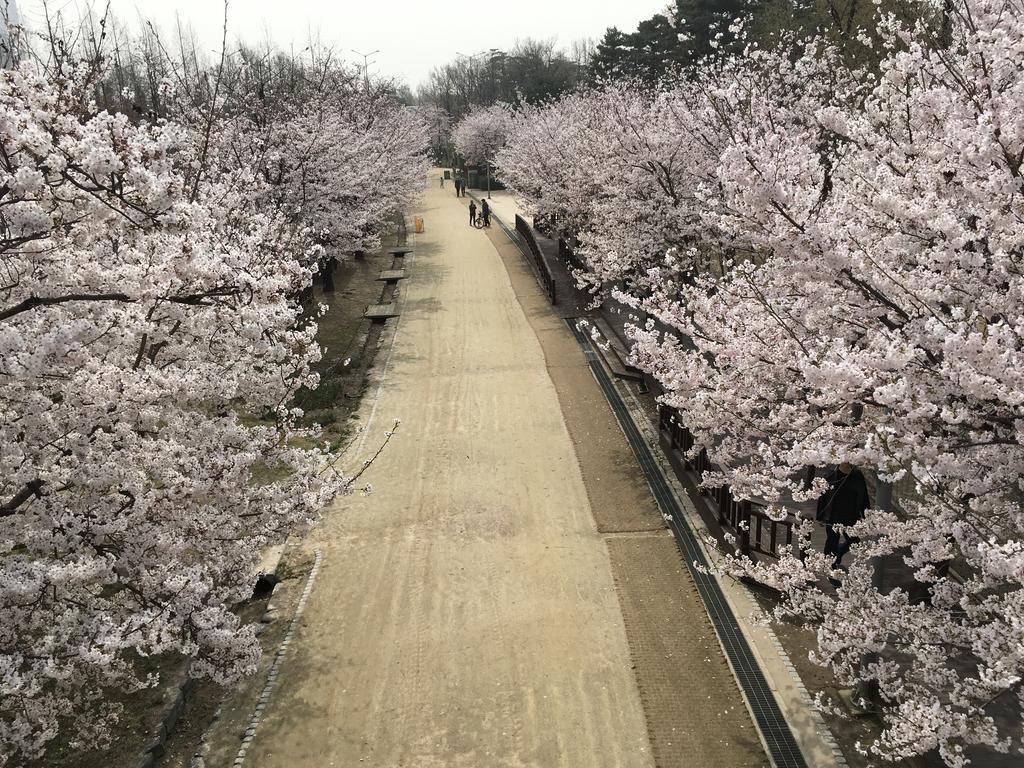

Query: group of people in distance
left=442, top=171, right=490, bottom=227
left=444, top=172, right=467, bottom=198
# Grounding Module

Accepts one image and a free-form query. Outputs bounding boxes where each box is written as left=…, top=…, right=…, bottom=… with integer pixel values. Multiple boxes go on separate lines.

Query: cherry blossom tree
left=198, top=52, right=428, bottom=282
left=496, top=81, right=727, bottom=295
left=414, top=103, right=452, bottom=165
left=452, top=102, right=513, bottom=197
left=501, top=1, right=1024, bottom=763
left=495, top=85, right=647, bottom=241
left=241, top=91, right=427, bottom=255
left=685, top=10, right=1023, bottom=761
left=0, top=32, right=424, bottom=764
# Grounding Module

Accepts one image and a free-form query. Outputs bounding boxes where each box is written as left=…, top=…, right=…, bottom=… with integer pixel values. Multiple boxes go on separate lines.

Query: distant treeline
left=418, top=0, right=937, bottom=123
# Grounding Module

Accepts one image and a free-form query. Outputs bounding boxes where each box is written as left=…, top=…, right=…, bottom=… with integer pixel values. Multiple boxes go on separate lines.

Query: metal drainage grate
left=566, top=318, right=809, bottom=768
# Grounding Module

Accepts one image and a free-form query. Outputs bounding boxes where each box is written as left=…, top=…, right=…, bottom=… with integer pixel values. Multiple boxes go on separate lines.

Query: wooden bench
left=364, top=303, right=399, bottom=323
left=377, top=269, right=406, bottom=285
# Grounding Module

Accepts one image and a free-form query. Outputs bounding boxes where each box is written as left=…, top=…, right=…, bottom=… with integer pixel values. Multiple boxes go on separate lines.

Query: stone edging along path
left=133, top=666, right=195, bottom=768
left=231, top=550, right=323, bottom=768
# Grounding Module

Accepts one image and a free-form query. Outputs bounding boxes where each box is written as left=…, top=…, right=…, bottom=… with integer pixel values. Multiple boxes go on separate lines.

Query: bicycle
left=472, top=213, right=488, bottom=229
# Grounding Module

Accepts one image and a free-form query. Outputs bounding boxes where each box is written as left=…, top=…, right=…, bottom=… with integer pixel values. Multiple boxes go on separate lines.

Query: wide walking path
left=248, top=177, right=656, bottom=767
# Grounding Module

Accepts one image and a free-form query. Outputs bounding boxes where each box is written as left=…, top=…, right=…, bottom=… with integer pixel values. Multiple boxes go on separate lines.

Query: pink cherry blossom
left=0, top=50, right=427, bottom=763
left=498, top=1, right=1024, bottom=763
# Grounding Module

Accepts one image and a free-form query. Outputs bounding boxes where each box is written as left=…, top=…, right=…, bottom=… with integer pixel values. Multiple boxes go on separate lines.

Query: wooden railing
left=659, top=405, right=711, bottom=475
left=515, top=214, right=556, bottom=304
left=659, top=404, right=796, bottom=559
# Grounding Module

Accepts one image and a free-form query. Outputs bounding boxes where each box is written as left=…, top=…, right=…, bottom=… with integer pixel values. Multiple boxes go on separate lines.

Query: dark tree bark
left=323, top=256, right=337, bottom=293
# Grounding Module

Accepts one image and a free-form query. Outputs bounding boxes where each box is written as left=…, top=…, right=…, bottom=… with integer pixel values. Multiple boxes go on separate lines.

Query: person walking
left=440, top=174, right=445, bottom=188
left=816, top=461, right=870, bottom=572
left=481, top=199, right=491, bottom=227
left=468, top=200, right=477, bottom=226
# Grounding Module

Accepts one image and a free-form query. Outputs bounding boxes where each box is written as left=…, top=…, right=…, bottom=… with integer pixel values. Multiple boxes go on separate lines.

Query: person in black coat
left=816, top=462, right=870, bottom=567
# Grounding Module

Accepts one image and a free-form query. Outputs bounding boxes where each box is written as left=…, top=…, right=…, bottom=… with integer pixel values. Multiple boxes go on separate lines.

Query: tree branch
left=1, top=287, right=243, bottom=321
left=1, top=479, right=44, bottom=517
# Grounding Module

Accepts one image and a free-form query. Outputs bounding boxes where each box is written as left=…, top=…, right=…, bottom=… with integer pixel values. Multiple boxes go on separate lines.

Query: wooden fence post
left=717, top=486, right=729, bottom=526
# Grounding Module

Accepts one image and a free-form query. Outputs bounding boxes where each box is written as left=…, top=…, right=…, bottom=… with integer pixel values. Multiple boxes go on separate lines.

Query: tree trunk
left=323, top=257, right=336, bottom=293
left=854, top=479, right=892, bottom=711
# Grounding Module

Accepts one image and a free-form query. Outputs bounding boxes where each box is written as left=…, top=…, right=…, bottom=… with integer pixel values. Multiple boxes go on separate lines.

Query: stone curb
left=231, top=549, right=323, bottom=767
left=136, top=546, right=293, bottom=768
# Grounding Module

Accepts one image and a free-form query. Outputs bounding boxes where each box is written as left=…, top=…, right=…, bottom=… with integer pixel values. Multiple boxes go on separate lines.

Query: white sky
left=14, top=0, right=667, bottom=89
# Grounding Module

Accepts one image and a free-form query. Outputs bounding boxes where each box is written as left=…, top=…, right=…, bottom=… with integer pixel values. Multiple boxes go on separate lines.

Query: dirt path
left=245, top=178, right=655, bottom=767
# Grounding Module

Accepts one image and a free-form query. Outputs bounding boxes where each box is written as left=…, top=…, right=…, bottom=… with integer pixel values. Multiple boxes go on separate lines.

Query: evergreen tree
left=674, top=0, right=753, bottom=62
left=587, top=0, right=930, bottom=84
left=632, top=12, right=686, bottom=83
left=591, top=27, right=633, bottom=81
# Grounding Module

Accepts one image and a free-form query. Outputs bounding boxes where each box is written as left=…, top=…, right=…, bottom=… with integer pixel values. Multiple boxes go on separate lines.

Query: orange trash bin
left=414, top=216, right=424, bottom=233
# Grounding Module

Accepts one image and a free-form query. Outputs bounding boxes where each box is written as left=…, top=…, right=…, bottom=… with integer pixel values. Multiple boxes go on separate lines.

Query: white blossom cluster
left=497, top=1, right=1024, bottom=764
left=452, top=103, right=514, bottom=169
left=0, top=52, right=428, bottom=762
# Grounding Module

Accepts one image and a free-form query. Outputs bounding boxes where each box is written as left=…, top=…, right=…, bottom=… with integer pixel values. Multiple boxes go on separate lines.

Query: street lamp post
left=485, top=154, right=492, bottom=199
left=351, top=48, right=379, bottom=91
